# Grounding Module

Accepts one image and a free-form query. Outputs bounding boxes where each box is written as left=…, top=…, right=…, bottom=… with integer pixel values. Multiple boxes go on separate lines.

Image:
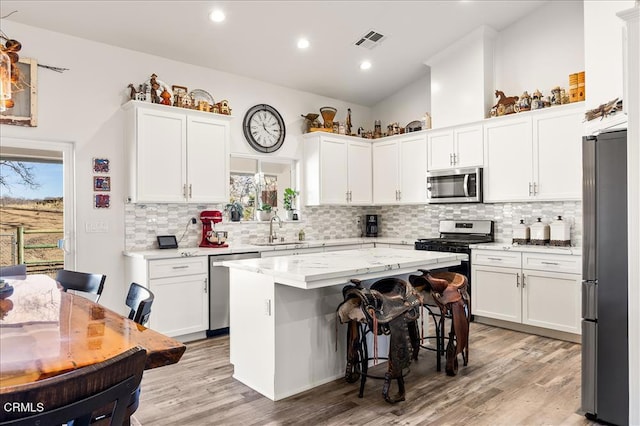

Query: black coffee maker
left=365, top=214, right=378, bottom=237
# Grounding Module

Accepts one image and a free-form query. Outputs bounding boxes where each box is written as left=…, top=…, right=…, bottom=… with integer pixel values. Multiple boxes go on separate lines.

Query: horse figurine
left=493, top=90, right=519, bottom=109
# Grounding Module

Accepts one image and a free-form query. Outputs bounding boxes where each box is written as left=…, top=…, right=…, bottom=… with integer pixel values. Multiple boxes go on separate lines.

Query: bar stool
left=337, top=277, right=420, bottom=403
left=409, top=270, right=469, bottom=376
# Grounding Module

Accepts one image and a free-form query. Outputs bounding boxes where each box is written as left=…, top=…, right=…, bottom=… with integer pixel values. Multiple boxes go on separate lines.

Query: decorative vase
left=230, top=211, right=241, bottom=222
left=257, top=211, right=272, bottom=221
left=286, top=210, right=295, bottom=221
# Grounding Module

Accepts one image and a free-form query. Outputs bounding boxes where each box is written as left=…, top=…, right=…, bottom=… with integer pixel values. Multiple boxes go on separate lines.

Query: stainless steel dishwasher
left=207, top=252, right=260, bottom=336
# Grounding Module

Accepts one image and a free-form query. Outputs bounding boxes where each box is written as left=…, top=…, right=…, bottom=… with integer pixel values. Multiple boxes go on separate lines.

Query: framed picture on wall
left=92, top=158, right=110, bottom=173
left=94, top=194, right=110, bottom=208
left=0, top=57, right=38, bottom=127
left=93, top=176, right=111, bottom=191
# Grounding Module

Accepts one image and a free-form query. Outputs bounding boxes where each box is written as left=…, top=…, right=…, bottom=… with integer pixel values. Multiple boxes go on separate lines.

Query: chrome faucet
left=269, top=210, right=283, bottom=243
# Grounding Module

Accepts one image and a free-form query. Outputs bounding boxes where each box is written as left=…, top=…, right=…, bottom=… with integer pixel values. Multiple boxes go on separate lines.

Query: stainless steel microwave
left=426, top=167, right=482, bottom=204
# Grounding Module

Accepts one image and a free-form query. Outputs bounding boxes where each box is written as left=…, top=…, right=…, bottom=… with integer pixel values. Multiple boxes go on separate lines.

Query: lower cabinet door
left=522, top=270, right=581, bottom=334
left=149, top=274, right=209, bottom=337
left=472, top=265, right=521, bottom=322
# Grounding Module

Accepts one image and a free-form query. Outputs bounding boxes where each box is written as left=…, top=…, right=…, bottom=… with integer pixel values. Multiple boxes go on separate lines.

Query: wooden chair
left=0, top=264, right=27, bottom=278
left=55, top=269, right=106, bottom=302
left=0, top=346, right=147, bottom=426
left=126, top=283, right=154, bottom=326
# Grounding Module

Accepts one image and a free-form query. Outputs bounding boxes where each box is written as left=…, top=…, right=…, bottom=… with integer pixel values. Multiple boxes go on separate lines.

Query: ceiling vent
left=354, top=30, right=386, bottom=50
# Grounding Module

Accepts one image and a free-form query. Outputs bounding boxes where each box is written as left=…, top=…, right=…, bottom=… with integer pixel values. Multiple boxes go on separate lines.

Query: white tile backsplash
left=125, top=201, right=581, bottom=250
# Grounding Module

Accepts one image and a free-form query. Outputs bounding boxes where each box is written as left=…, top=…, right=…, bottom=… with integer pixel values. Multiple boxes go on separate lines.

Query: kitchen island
left=222, top=247, right=466, bottom=400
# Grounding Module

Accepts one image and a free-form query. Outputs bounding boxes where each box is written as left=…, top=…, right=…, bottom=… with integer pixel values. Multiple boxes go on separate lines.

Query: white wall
left=583, top=1, right=634, bottom=111
left=0, top=20, right=371, bottom=312
left=494, top=1, right=584, bottom=102
left=369, top=71, right=430, bottom=131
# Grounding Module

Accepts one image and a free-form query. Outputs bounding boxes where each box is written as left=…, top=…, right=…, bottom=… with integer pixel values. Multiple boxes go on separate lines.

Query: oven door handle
left=463, top=174, right=470, bottom=197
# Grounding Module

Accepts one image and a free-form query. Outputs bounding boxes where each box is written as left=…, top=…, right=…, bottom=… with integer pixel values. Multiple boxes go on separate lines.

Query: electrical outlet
left=85, top=221, right=109, bottom=233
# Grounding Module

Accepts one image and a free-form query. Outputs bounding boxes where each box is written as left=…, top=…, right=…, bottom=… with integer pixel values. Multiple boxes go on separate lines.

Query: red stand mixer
left=199, top=210, right=228, bottom=248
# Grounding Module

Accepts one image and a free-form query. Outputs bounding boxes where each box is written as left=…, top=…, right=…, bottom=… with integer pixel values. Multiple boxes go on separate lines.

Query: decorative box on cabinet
left=427, top=123, right=483, bottom=171
left=372, top=132, right=427, bottom=204
left=483, top=103, right=583, bottom=202
left=125, top=255, right=209, bottom=341
left=471, top=249, right=581, bottom=336
left=303, top=133, right=372, bottom=206
left=124, top=101, right=231, bottom=203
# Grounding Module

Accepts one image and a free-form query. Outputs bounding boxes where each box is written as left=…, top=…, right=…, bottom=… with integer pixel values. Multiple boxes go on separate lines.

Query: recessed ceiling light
left=209, top=9, right=226, bottom=23
left=297, top=38, right=310, bottom=49
left=360, top=61, right=372, bottom=71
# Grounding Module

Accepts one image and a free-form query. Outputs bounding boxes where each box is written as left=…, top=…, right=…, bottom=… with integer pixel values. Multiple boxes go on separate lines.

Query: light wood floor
left=136, top=322, right=596, bottom=425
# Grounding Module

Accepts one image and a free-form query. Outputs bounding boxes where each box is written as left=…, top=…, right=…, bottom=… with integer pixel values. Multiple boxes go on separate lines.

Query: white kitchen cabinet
left=372, top=133, right=427, bottom=204
left=483, top=104, right=583, bottom=202
left=427, top=124, right=483, bottom=171
left=124, top=101, right=231, bottom=203
left=303, top=133, right=372, bottom=206
left=124, top=255, right=209, bottom=340
left=471, top=249, right=581, bottom=335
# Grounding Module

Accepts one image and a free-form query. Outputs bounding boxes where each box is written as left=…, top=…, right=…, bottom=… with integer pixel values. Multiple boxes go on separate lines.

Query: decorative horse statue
left=337, top=278, right=422, bottom=403
left=493, top=90, right=519, bottom=109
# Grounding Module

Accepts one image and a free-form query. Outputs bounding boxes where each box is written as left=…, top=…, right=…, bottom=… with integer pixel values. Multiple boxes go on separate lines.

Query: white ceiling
left=0, top=1, right=548, bottom=106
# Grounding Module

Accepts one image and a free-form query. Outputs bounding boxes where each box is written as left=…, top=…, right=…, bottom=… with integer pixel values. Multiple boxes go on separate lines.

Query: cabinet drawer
left=472, top=250, right=521, bottom=268
left=522, top=252, right=581, bottom=274
left=149, top=256, right=208, bottom=279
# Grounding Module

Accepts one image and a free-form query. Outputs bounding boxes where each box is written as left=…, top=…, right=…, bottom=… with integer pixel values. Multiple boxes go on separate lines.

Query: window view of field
left=0, top=160, right=64, bottom=275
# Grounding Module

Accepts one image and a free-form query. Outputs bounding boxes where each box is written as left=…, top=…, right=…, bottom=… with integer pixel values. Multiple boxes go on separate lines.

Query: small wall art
left=93, top=176, right=111, bottom=191
left=92, top=158, right=110, bottom=173
left=94, top=194, right=110, bottom=209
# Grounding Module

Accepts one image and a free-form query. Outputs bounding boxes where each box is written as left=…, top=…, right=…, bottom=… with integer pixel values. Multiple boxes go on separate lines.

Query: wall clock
left=242, top=104, right=286, bottom=153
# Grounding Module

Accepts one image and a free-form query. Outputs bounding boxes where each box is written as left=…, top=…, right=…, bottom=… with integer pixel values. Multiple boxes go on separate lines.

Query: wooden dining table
left=0, top=274, right=186, bottom=387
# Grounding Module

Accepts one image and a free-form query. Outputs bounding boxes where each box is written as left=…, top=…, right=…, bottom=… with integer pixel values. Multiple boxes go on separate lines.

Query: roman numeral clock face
left=242, top=104, right=286, bottom=153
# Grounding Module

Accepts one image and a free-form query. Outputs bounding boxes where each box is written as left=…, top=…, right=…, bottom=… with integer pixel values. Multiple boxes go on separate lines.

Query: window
left=229, top=156, right=295, bottom=221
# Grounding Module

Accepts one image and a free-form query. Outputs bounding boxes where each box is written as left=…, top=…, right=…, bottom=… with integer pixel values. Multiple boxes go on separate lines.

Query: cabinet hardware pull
left=528, top=182, right=533, bottom=196
left=449, top=153, right=453, bottom=165
left=398, top=190, right=401, bottom=201
left=346, top=192, right=349, bottom=202
left=204, top=277, right=208, bottom=293
left=453, top=153, right=457, bottom=165
left=183, top=184, right=188, bottom=199
left=522, top=273, right=526, bottom=287
left=488, top=257, right=502, bottom=261
left=349, top=191, right=352, bottom=202
left=516, top=273, right=520, bottom=287
left=172, top=265, right=189, bottom=269
left=533, top=182, right=538, bottom=195
left=541, top=261, right=559, bottom=265
left=189, top=184, right=192, bottom=198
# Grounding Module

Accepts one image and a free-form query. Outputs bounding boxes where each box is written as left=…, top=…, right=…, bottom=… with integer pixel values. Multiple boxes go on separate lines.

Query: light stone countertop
left=471, top=242, right=582, bottom=256
left=221, top=247, right=467, bottom=290
left=123, top=237, right=415, bottom=260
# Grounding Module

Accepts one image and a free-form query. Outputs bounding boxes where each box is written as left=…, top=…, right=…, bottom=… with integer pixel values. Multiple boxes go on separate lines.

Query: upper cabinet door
left=347, top=140, right=372, bottom=205
left=483, top=116, right=533, bottom=202
left=532, top=108, right=583, bottom=201
left=187, top=116, right=229, bottom=203
left=372, top=140, right=399, bottom=204
left=320, top=137, right=349, bottom=204
left=427, top=130, right=454, bottom=171
left=454, top=124, right=484, bottom=168
left=135, top=107, right=187, bottom=203
left=399, top=134, right=427, bottom=203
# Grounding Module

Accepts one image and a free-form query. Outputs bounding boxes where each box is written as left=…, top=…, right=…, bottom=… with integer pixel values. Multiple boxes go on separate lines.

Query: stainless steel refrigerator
left=581, top=129, right=628, bottom=425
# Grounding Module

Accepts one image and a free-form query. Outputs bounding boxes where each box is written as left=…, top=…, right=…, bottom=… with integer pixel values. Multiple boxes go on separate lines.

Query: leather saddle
left=408, top=270, right=469, bottom=376
left=337, top=277, right=422, bottom=403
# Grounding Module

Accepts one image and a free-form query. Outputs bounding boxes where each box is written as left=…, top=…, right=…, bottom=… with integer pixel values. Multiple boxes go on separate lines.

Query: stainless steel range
left=415, top=220, right=494, bottom=311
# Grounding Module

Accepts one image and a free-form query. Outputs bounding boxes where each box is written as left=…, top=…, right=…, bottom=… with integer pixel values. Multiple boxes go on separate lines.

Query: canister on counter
left=550, top=216, right=571, bottom=247
left=530, top=217, right=550, bottom=245
left=512, top=219, right=530, bottom=245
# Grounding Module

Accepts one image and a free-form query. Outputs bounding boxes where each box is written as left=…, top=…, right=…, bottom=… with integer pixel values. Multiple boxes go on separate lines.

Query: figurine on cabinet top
left=531, top=89, right=544, bottom=110
left=518, top=91, right=531, bottom=111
